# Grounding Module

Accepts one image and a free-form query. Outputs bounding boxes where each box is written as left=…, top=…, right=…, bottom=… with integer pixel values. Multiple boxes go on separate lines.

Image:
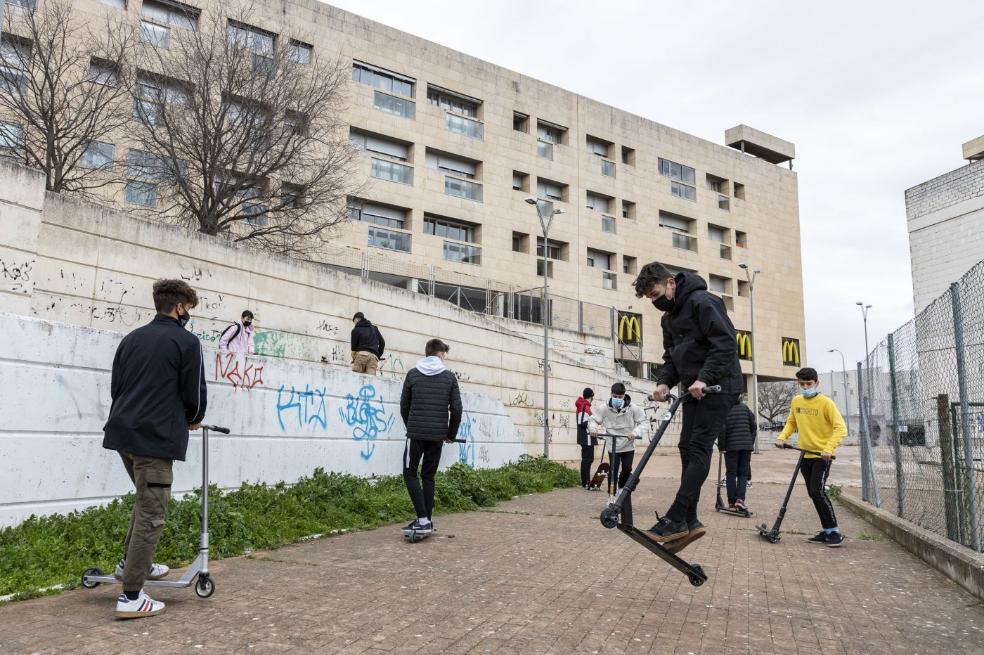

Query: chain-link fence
left=859, top=260, right=984, bottom=552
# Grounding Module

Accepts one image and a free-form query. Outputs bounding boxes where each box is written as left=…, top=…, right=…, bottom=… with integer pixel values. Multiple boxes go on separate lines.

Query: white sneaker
left=114, top=591, right=165, bottom=619
left=114, top=559, right=170, bottom=580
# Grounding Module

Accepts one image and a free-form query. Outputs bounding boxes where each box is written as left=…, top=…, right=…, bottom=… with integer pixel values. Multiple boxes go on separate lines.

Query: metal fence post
left=858, top=362, right=882, bottom=506
left=857, top=361, right=871, bottom=502
left=937, top=394, right=963, bottom=543
left=887, top=333, right=906, bottom=517
left=950, top=281, right=983, bottom=552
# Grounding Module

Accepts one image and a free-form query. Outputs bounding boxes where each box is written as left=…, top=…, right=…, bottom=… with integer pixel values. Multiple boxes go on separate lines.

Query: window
left=658, top=211, right=692, bottom=233
left=0, top=121, right=23, bottom=154
left=370, top=158, right=413, bottom=185
left=621, top=146, right=635, bottom=166
left=445, top=113, right=483, bottom=139
left=512, top=171, right=529, bottom=192
left=586, top=249, right=612, bottom=270
left=623, top=255, right=637, bottom=275
left=706, top=174, right=726, bottom=193
left=87, top=58, right=119, bottom=86
left=0, top=36, right=30, bottom=95
left=352, top=61, right=414, bottom=97
left=140, top=0, right=199, bottom=49
left=734, top=182, right=745, bottom=199
left=603, top=271, right=618, bottom=290
left=537, top=260, right=554, bottom=278
left=127, top=149, right=163, bottom=180
left=537, top=120, right=565, bottom=159
left=707, top=225, right=727, bottom=242
left=718, top=194, right=730, bottom=211
left=536, top=178, right=566, bottom=202
left=659, top=157, right=696, bottom=201
left=537, top=140, right=553, bottom=160
left=427, top=86, right=480, bottom=118
left=350, top=130, right=410, bottom=160
left=586, top=191, right=611, bottom=213
left=227, top=21, right=276, bottom=75
left=80, top=141, right=115, bottom=170
left=443, top=241, right=481, bottom=265
left=622, top=200, right=636, bottom=219
left=671, top=233, right=697, bottom=252
left=708, top=275, right=728, bottom=294
left=133, top=74, right=188, bottom=125
left=7, top=0, right=36, bottom=9
left=425, top=149, right=476, bottom=178
left=586, top=135, right=611, bottom=158
left=424, top=214, right=478, bottom=243
left=285, top=111, right=308, bottom=136
left=281, top=183, right=305, bottom=209
left=101, top=0, right=126, bottom=7
left=347, top=198, right=408, bottom=230
left=601, top=215, right=616, bottom=233
left=125, top=181, right=157, bottom=206
left=737, top=280, right=749, bottom=297
left=373, top=90, right=415, bottom=119
left=536, top=237, right=566, bottom=260
left=287, top=40, right=312, bottom=65
left=601, top=159, right=616, bottom=177
left=512, top=232, right=529, bottom=253
left=513, top=111, right=529, bottom=133
left=368, top=226, right=411, bottom=253
left=736, top=230, right=748, bottom=248
left=444, top=176, right=482, bottom=201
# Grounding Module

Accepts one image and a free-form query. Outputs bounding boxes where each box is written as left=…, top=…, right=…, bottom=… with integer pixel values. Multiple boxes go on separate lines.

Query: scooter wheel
left=599, top=507, right=619, bottom=529
left=195, top=574, right=215, bottom=598
left=688, top=565, right=706, bottom=587
left=81, top=568, right=103, bottom=589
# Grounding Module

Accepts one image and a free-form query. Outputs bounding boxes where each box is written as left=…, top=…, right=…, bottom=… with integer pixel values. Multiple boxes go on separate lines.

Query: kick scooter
left=81, top=425, right=230, bottom=598
left=599, top=387, right=721, bottom=588
left=757, top=443, right=834, bottom=544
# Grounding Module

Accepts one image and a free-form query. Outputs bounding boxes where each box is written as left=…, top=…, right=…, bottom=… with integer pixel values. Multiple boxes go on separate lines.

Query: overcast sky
left=325, top=0, right=984, bottom=374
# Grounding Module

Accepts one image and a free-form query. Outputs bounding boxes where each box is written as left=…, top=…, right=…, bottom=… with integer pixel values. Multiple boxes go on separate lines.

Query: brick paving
left=1, top=446, right=982, bottom=654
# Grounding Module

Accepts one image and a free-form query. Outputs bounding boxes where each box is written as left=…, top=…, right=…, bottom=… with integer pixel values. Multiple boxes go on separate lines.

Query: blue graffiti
left=977, top=413, right=984, bottom=434
left=457, top=413, right=477, bottom=467
left=338, top=383, right=395, bottom=460
left=276, top=384, right=329, bottom=431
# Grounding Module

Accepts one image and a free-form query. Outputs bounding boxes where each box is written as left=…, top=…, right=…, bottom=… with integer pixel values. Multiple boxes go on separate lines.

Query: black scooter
left=757, top=443, right=834, bottom=543
left=599, top=386, right=721, bottom=588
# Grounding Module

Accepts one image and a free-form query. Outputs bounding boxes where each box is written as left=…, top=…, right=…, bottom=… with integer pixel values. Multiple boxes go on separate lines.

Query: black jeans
left=579, top=445, right=595, bottom=486
left=667, top=393, right=737, bottom=523
left=609, top=451, right=634, bottom=490
left=403, top=439, right=444, bottom=520
left=724, top=450, right=752, bottom=504
left=800, top=457, right=837, bottom=529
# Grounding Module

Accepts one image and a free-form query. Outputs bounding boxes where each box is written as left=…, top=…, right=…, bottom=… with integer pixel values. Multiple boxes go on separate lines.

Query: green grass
left=0, top=456, right=577, bottom=601
left=827, top=484, right=843, bottom=500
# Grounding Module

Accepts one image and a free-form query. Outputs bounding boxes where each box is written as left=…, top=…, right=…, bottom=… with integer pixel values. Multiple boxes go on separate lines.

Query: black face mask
left=243, top=320, right=252, bottom=327
left=177, top=310, right=191, bottom=328
left=652, top=295, right=675, bottom=312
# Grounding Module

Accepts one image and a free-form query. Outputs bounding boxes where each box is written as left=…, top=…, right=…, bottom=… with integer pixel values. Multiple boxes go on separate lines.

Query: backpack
left=220, top=322, right=241, bottom=344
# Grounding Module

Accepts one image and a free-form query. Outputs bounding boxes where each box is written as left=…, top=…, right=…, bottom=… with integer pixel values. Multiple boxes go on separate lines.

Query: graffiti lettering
left=276, top=384, right=329, bottom=431
left=315, top=319, right=339, bottom=336
left=255, top=331, right=287, bottom=358
left=457, top=413, right=477, bottom=467
left=537, top=359, right=552, bottom=374
left=214, top=352, right=264, bottom=392
left=330, top=345, right=348, bottom=364
left=338, top=384, right=395, bottom=460
left=508, top=391, right=534, bottom=408
left=378, top=356, right=406, bottom=380
left=452, top=369, right=470, bottom=382
left=179, top=262, right=212, bottom=282
left=584, top=347, right=605, bottom=355
left=0, top=258, right=34, bottom=292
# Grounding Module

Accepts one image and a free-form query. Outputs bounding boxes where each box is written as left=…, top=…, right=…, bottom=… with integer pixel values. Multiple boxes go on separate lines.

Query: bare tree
left=128, top=4, right=356, bottom=256
left=757, top=381, right=797, bottom=426
left=0, top=0, right=133, bottom=195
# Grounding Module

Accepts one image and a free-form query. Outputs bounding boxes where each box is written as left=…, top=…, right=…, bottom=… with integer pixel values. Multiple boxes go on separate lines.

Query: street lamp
left=828, top=348, right=851, bottom=432
left=526, top=197, right=565, bottom=459
left=856, top=302, right=872, bottom=424
left=739, top=263, right=762, bottom=452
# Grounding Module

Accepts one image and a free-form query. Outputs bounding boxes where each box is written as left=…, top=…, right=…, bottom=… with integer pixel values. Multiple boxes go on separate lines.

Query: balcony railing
left=443, top=241, right=481, bottom=265
left=601, top=215, right=616, bottom=233
left=537, top=140, right=553, bottom=160
left=719, top=243, right=732, bottom=260
left=446, top=112, right=483, bottom=139
left=368, top=226, right=411, bottom=252
left=601, top=159, right=616, bottom=177
left=444, top=176, right=483, bottom=202
left=373, top=90, right=415, bottom=119
left=602, top=271, right=617, bottom=290
left=671, top=232, right=698, bottom=252
left=371, top=158, right=413, bottom=185
left=718, top=194, right=730, bottom=211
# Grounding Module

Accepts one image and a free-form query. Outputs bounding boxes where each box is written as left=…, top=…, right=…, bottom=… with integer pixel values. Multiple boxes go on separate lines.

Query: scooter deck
left=715, top=506, right=754, bottom=518
left=621, top=524, right=706, bottom=586
left=402, top=528, right=433, bottom=543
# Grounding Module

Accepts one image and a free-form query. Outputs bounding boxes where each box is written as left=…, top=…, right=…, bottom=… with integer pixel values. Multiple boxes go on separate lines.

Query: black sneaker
left=647, top=517, right=690, bottom=543
left=687, top=519, right=706, bottom=536
left=806, top=531, right=828, bottom=544
left=825, top=532, right=844, bottom=548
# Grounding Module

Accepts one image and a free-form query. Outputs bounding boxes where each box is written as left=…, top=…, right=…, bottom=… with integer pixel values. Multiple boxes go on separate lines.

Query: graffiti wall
left=0, top=314, right=526, bottom=528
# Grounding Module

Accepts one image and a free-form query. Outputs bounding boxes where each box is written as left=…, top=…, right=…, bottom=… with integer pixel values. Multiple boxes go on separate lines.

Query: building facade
left=1, top=0, right=806, bottom=382
left=906, top=136, right=984, bottom=313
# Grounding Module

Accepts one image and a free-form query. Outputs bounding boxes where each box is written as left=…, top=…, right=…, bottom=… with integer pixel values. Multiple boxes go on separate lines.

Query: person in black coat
left=351, top=312, right=386, bottom=375
left=400, top=338, right=463, bottom=533
left=575, top=388, right=596, bottom=488
left=102, top=279, right=207, bottom=619
left=718, top=401, right=757, bottom=511
left=635, top=263, right=742, bottom=548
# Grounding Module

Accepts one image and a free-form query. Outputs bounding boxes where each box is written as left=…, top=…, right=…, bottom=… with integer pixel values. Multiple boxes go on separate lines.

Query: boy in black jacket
left=103, top=279, right=207, bottom=619
left=400, top=339, right=463, bottom=534
left=719, top=401, right=757, bottom=512
left=634, top=262, right=742, bottom=549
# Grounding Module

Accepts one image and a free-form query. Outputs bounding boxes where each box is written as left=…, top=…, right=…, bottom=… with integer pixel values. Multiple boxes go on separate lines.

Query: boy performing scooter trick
left=634, top=262, right=743, bottom=551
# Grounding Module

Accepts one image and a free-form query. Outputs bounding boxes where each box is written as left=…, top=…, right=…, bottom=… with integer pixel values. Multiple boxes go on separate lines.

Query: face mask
left=801, top=387, right=819, bottom=398
left=243, top=320, right=252, bottom=327
left=177, top=309, right=191, bottom=328
left=610, top=398, right=625, bottom=410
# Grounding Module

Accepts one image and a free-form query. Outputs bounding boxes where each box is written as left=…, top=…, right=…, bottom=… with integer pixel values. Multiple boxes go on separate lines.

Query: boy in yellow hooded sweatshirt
left=775, top=367, right=848, bottom=547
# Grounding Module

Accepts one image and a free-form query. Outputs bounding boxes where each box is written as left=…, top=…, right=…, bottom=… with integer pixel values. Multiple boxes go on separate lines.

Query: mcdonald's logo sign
left=782, top=337, right=801, bottom=367
left=617, top=311, right=642, bottom=345
left=736, top=330, right=753, bottom=361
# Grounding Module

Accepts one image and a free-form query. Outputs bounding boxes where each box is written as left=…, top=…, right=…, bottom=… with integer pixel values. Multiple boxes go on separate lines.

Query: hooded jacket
left=400, top=356, right=463, bottom=442
left=655, top=272, right=743, bottom=394
left=218, top=319, right=255, bottom=354
left=718, top=402, right=757, bottom=451
left=351, top=318, right=385, bottom=358
left=587, top=395, right=647, bottom=454
left=103, top=314, right=207, bottom=461
left=575, top=396, right=596, bottom=446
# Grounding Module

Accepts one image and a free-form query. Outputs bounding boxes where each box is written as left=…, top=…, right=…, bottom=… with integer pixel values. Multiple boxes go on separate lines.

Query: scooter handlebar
left=201, top=425, right=231, bottom=434
left=780, top=442, right=835, bottom=459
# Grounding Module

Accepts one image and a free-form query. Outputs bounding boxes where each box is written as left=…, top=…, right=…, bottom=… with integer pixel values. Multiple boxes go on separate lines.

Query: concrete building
left=0, top=0, right=806, bottom=384
left=906, top=136, right=984, bottom=313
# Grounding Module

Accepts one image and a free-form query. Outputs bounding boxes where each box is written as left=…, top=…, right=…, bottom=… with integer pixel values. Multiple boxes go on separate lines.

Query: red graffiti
left=214, top=352, right=264, bottom=392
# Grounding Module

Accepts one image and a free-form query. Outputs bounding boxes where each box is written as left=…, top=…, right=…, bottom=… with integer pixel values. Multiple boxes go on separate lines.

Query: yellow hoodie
left=777, top=394, right=847, bottom=457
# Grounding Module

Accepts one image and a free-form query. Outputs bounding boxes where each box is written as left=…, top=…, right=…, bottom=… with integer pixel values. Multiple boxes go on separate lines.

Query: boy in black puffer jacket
left=718, top=401, right=757, bottom=512
left=400, top=338, right=463, bottom=534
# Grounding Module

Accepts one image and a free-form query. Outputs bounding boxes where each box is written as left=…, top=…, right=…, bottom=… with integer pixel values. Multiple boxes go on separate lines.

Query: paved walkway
left=1, top=447, right=983, bottom=654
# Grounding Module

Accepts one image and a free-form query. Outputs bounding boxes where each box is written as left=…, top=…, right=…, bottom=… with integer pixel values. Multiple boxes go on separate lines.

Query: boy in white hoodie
left=399, top=339, right=463, bottom=533
left=588, top=382, right=647, bottom=496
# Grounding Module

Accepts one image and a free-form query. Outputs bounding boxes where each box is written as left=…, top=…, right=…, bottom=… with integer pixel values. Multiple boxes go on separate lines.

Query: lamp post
left=526, top=197, right=564, bottom=459
left=828, top=348, right=851, bottom=432
left=856, top=302, right=872, bottom=429
left=739, top=264, right=761, bottom=452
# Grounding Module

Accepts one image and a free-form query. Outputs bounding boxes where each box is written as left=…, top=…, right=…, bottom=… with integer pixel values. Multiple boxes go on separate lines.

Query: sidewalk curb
left=837, top=493, right=984, bottom=601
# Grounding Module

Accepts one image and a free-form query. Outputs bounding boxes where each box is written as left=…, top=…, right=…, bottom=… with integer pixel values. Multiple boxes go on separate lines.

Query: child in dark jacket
left=718, top=401, right=756, bottom=512
left=575, top=388, right=595, bottom=488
